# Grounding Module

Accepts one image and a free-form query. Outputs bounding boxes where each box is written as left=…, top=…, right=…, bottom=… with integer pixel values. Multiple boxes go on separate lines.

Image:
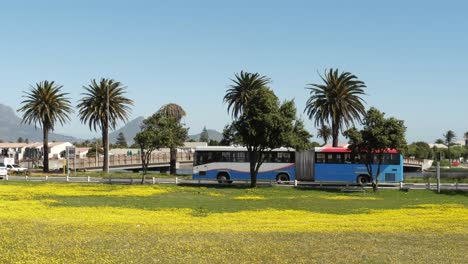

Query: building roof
left=428, top=143, right=448, bottom=149
left=183, top=142, right=208, bottom=148
left=0, top=143, right=28, bottom=148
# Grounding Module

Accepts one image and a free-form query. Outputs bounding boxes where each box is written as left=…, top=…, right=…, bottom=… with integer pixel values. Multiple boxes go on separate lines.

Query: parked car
left=6, top=164, right=28, bottom=173
left=0, top=164, right=7, bottom=177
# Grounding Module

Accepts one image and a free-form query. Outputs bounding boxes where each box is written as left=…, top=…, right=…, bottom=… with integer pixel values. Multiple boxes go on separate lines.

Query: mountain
left=108, top=116, right=223, bottom=145
left=109, top=116, right=145, bottom=145
left=0, top=103, right=81, bottom=143
left=188, top=129, right=223, bottom=142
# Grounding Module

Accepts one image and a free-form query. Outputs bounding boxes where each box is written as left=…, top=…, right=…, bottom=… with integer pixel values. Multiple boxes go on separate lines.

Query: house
left=21, top=142, right=75, bottom=160
left=76, top=147, right=91, bottom=158
left=0, top=143, right=29, bottom=162
left=428, top=143, right=448, bottom=149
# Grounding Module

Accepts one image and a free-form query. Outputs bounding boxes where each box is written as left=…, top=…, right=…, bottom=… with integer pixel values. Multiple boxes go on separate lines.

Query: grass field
left=0, top=182, right=466, bottom=263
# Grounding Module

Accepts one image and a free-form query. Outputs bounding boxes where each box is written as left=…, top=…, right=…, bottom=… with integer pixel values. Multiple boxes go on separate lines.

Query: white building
left=1, top=142, right=75, bottom=162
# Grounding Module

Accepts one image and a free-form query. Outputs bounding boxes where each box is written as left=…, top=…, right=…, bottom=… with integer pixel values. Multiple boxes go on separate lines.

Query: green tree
left=157, top=103, right=186, bottom=122
left=17, top=137, right=24, bottom=143
left=344, top=107, right=406, bottom=192
left=219, top=123, right=238, bottom=146
left=443, top=130, right=456, bottom=163
left=208, top=140, right=219, bottom=146
left=305, top=69, right=366, bottom=147
left=317, top=125, right=331, bottom=146
left=223, top=71, right=271, bottom=119
left=115, top=132, right=128, bottom=148
left=18, top=81, right=73, bottom=172
left=199, top=126, right=209, bottom=142
left=134, top=115, right=169, bottom=183
left=232, top=86, right=311, bottom=187
left=77, top=78, right=133, bottom=173
left=156, top=103, right=188, bottom=175
left=405, top=142, right=432, bottom=159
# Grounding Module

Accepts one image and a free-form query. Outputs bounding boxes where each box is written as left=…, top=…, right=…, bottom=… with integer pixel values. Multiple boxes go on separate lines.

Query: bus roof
left=194, top=146, right=295, bottom=152
left=315, top=147, right=399, bottom=154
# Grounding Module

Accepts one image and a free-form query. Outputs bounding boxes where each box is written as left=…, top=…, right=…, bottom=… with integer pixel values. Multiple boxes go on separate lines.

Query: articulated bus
left=192, top=146, right=404, bottom=184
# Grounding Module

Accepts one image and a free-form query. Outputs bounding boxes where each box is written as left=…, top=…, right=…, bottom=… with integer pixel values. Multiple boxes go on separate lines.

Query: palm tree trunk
left=332, top=121, right=339, bottom=147
left=102, top=128, right=109, bottom=173
left=170, top=148, right=177, bottom=175
left=43, top=127, right=49, bottom=172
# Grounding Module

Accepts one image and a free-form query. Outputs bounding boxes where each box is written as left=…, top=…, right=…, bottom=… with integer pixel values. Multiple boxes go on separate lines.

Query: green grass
left=0, top=182, right=466, bottom=263
left=27, top=170, right=192, bottom=179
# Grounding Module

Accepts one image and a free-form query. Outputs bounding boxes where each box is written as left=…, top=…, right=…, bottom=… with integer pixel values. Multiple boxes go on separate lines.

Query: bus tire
left=356, top=175, right=369, bottom=185
left=276, top=173, right=290, bottom=184
left=217, top=173, right=231, bottom=184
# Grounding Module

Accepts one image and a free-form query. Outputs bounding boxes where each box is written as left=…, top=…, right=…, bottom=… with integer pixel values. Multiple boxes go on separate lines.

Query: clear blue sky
left=1, top=0, right=467, bottom=143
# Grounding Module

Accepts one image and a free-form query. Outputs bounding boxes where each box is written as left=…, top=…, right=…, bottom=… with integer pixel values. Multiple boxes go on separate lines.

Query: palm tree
left=156, top=103, right=186, bottom=175
left=317, top=125, right=331, bottom=146
left=18, top=81, right=72, bottom=172
left=305, top=69, right=366, bottom=147
left=443, top=130, right=456, bottom=163
left=158, top=103, right=186, bottom=122
left=77, top=78, right=133, bottom=173
left=223, top=71, right=271, bottom=119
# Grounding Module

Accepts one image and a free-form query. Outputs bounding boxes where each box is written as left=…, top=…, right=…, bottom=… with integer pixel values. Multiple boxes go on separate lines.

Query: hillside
left=109, top=116, right=145, bottom=145
left=109, top=116, right=222, bottom=145
left=0, top=103, right=80, bottom=143
left=188, top=129, right=223, bottom=142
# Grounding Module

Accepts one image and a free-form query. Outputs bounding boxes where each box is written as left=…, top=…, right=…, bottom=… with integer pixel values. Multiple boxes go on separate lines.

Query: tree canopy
left=77, top=78, right=133, bottom=173
left=18, top=80, right=73, bottom=172
left=115, top=132, right=128, bottom=148
left=232, top=86, right=312, bottom=187
left=223, top=71, right=271, bottom=119
left=344, top=107, right=406, bottom=191
left=305, top=69, right=366, bottom=147
left=199, top=126, right=209, bottom=142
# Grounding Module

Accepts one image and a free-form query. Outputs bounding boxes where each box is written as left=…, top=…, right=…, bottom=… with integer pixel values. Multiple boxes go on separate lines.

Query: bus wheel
left=276, top=173, right=290, bottom=184
left=356, top=175, right=369, bottom=185
left=217, top=173, right=230, bottom=184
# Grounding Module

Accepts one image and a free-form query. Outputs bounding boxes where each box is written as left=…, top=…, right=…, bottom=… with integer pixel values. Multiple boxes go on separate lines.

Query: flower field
left=0, top=182, right=466, bottom=263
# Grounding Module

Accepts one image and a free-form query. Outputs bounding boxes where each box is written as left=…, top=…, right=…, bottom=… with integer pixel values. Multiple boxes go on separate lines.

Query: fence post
left=5, top=174, right=8, bottom=181
left=152, top=177, right=155, bottom=185
left=25, top=175, right=28, bottom=181
left=294, top=179, right=298, bottom=187
left=87, top=176, right=90, bottom=182
left=45, top=175, right=48, bottom=181
left=175, top=177, right=179, bottom=184
left=399, top=181, right=403, bottom=190
left=66, top=175, right=69, bottom=182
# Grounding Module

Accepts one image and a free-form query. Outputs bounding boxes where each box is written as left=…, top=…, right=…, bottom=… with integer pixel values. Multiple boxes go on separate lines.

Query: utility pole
left=106, top=84, right=110, bottom=183
left=436, top=152, right=441, bottom=193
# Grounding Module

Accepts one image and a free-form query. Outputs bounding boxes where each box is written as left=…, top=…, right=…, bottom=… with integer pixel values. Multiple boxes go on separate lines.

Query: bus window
left=233, top=152, right=248, bottom=162
left=316, top=153, right=325, bottom=163
left=278, top=152, right=292, bottom=163
left=221, top=152, right=231, bottom=162
left=344, top=153, right=352, bottom=163
left=383, top=153, right=400, bottom=165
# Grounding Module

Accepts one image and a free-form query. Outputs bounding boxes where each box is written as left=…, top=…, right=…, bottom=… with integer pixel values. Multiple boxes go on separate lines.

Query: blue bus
left=311, top=147, right=404, bottom=184
left=192, top=146, right=403, bottom=184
